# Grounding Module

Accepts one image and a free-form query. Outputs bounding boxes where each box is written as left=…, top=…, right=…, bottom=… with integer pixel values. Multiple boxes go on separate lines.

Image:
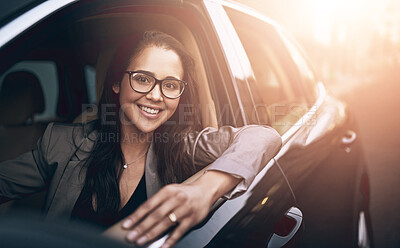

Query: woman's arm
left=107, top=125, right=282, bottom=247
left=184, top=125, right=282, bottom=198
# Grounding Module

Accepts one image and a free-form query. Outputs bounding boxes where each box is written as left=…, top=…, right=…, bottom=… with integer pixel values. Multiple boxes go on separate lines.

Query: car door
left=276, top=31, right=368, bottom=247
left=220, top=2, right=368, bottom=247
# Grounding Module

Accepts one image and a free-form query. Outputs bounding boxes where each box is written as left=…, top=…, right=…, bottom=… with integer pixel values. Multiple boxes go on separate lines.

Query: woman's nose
left=146, top=83, right=163, bottom=102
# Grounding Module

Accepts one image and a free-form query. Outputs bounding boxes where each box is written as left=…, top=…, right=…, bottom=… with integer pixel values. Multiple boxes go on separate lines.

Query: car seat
left=0, top=71, right=47, bottom=162
left=0, top=71, right=48, bottom=214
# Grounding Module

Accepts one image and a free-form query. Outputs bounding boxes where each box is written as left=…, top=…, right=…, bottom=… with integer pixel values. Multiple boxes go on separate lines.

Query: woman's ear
left=112, top=82, right=120, bottom=94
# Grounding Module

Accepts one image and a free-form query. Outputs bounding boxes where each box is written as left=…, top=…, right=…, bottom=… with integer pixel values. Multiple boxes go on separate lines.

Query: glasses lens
left=162, top=80, right=184, bottom=98
left=130, top=73, right=155, bottom=92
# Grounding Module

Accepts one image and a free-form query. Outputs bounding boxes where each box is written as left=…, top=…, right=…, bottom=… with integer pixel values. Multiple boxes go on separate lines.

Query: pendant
left=123, top=164, right=128, bottom=169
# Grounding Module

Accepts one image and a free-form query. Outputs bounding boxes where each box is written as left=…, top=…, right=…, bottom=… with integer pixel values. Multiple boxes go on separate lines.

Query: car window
left=224, top=7, right=311, bottom=134
left=84, top=65, right=96, bottom=104
left=0, top=0, right=221, bottom=216
left=0, top=0, right=219, bottom=134
left=279, top=31, right=318, bottom=103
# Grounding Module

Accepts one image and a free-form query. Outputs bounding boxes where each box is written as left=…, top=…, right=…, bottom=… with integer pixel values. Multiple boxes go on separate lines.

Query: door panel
left=218, top=2, right=365, bottom=247
left=173, top=160, right=297, bottom=248
left=276, top=96, right=364, bottom=247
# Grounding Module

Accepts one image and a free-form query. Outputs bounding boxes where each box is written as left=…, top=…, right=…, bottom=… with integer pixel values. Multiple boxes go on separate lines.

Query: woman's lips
left=137, top=104, right=163, bottom=119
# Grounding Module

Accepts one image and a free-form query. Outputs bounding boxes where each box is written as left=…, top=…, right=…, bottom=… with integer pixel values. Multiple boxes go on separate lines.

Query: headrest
left=0, top=71, right=45, bottom=125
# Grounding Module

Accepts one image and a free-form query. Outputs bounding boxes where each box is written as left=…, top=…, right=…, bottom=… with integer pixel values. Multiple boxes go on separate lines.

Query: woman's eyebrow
left=134, top=70, right=156, bottom=77
left=163, top=75, right=181, bottom=80
left=135, top=70, right=181, bottom=80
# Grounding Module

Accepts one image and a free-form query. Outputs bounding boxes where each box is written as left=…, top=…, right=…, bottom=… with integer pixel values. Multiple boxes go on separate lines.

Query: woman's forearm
left=187, top=125, right=282, bottom=199
left=190, top=170, right=242, bottom=207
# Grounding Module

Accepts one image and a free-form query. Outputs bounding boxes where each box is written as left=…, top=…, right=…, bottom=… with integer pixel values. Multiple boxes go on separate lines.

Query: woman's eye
left=134, top=75, right=151, bottom=84
left=138, top=76, right=148, bottom=82
left=163, top=81, right=178, bottom=90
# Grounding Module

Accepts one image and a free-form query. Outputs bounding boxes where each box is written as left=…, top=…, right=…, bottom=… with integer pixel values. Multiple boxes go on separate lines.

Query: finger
left=126, top=197, right=181, bottom=243
left=122, top=188, right=172, bottom=229
left=161, top=219, right=192, bottom=248
left=134, top=212, right=177, bottom=246
left=134, top=201, right=194, bottom=245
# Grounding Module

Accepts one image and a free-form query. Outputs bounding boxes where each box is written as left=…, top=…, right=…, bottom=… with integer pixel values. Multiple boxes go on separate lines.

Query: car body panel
left=207, top=1, right=371, bottom=246
left=174, top=160, right=296, bottom=248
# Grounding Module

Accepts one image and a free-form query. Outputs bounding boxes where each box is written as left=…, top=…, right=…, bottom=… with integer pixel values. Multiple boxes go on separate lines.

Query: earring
left=112, top=83, right=120, bottom=94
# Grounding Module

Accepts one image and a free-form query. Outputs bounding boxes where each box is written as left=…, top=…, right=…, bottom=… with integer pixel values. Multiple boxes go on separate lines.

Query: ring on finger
left=168, top=212, right=177, bottom=224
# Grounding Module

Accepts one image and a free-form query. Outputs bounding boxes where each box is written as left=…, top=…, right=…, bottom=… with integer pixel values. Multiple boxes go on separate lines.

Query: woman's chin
left=138, top=126, right=157, bottom=134
left=135, top=120, right=163, bottom=134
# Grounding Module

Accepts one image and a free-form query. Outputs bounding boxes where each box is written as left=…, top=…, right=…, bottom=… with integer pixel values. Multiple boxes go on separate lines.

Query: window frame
left=0, top=0, right=76, bottom=48
left=220, top=1, right=323, bottom=136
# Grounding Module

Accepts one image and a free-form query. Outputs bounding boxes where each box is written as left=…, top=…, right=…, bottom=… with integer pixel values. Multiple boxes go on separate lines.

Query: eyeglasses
left=125, top=71, right=188, bottom=99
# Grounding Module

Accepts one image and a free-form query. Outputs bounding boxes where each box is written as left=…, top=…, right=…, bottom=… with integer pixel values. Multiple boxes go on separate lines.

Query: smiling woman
left=0, top=30, right=282, bottom=248
left=113, top=46, right=184, bottom=134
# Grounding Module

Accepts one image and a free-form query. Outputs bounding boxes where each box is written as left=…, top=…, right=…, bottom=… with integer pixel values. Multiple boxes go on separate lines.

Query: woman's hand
left=121, top=170, right=241, bottom=248
left=122, top=183, right=211, bottom=248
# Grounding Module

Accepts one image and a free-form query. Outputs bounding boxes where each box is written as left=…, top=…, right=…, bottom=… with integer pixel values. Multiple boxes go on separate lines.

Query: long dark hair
left=79, top=31, right=202, bottom=217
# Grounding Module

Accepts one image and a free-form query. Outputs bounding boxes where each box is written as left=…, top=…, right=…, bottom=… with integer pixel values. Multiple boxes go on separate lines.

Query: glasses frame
left=125, top=71, right=188, bottom=99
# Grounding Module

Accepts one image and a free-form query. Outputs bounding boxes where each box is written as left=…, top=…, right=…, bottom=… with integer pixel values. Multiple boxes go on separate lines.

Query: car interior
left=0, top=11, right=218, bottom=214
left=0, top=71, right=47, bottom=161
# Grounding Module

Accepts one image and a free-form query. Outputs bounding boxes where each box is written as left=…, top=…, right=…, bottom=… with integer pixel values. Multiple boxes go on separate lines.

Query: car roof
left=0, top=0, right=45, bottom=27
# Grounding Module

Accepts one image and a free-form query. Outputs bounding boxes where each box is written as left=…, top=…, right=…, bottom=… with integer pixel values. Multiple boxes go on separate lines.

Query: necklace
left=123, top=150, right=148, bottom=169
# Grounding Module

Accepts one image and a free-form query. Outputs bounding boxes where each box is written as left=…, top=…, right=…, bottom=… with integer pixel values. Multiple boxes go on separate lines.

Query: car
left=0, top=0, right=373, bottom=247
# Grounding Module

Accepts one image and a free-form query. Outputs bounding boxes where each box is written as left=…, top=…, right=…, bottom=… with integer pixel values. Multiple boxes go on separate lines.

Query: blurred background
left=238, top=0, right=400, bottom=247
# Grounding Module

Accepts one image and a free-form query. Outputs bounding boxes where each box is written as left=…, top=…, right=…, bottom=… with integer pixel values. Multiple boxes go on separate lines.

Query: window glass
left=0, top=60, right=58, bottom=121
left=279, top=31, right=318, bottom=103
left=84, top=65, right=96, bottom=104
left=224, top=7, right=310, bottom=134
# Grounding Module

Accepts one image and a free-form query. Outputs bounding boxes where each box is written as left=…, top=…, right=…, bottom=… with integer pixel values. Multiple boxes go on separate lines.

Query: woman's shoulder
left=43, top=120, right=99, bottom=146
left=50, top=120, right=97, bottom=135
left=40, top=120, right=99, bottom=162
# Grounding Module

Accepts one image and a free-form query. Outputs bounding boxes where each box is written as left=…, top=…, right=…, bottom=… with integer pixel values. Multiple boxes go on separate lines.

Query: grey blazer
left=0, top=121, right=282, bottom=220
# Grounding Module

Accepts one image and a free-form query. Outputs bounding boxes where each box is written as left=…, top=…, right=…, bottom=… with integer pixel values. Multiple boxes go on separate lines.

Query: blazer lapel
left=144, top=141, right=162, bottom=198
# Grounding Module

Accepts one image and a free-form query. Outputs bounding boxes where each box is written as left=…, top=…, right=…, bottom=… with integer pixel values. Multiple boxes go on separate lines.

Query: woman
left=0, top=31, right=282, bottom=248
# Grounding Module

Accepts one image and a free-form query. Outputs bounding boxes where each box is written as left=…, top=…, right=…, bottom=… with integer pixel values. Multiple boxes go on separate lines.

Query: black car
left=0, top=0, right=372, bottom=247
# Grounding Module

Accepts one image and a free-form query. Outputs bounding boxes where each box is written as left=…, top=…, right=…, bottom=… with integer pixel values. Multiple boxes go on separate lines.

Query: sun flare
left=313, top=0, right=363, bottom=45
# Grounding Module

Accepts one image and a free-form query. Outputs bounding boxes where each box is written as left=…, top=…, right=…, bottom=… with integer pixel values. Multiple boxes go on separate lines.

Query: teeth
left=140, top=106, right=160, bottom=114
